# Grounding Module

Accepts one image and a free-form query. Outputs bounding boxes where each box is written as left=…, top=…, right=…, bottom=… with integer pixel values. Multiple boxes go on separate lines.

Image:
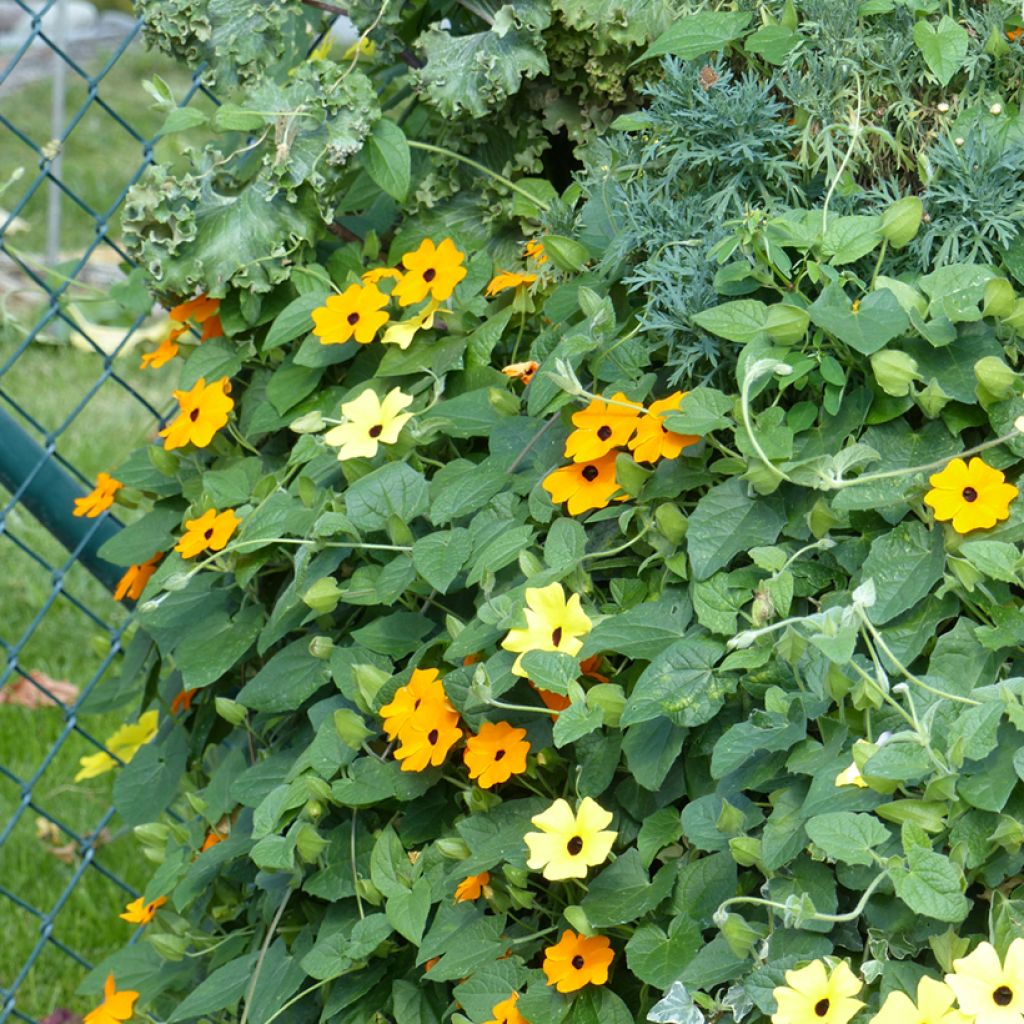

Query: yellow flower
left=542, top=931, right=614, bottom=992
left=454, top=871, right=491, bottom=903
left=73, top=471, right=123, bottom=518
left=323, top=387, right=413, bottom=461
left=834, top=763, right=868, bottom=789
left=501, top=360, right=539, bottom=385
left=119, top=895, right=168, bottom=925
left=159, top=377, right=234, bottom=451
left=312, top=282, right=390, bottom=346
left=772, top=960, right=864, bottom=1024
left=393, top=238, right=467, bottom=307
left=75, top=711, right=159, bottom=782
left=362, top=266, right=403, bottom=284
left=524, top=239, right=547, bottom=265
left=524, top=796, right=616, bottom=880
left=501, top=582, right=592, bottom=677
left=140, top=325, right=184, bottom=370
left=486, top=270, right=538, bottom=297
left=113, top=553, right=163, bottom=602
left=484, top=992, right=529, bottom=1024
left=175, top=508, right=241, bottom=559
left=629, top=392, right=701, bottom=464
left=924, top=456, right=1017, bottom=534
left=542, top=452, right=625, bottom=517
left=564, top=393, right=643, bottom=462
left=946, top=938, right=1024, bottom=1024
left=872, top=977, right=971, bottom=1024
left=343, top=35, right=376, bottom=60
left=381, top=299, right=441, bottom=349
left=85, top=974, right=139, bottom=1024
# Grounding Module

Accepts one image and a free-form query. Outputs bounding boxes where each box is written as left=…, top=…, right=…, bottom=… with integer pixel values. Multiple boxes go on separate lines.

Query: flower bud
left=751, top=587, right=775, bottom=628
left=353, top=663, right=390, bottom=711
left=586, top=683, right=625, bottom=727
left=150, top=933, right=187, bottom=962
left=435, top=837, right=470, bottom=859
left=214, top=697, right=247, bottom=726
left=720, top=913, right=763, bottom=959
left=302, top=775, right=333, bottom=803
left=289, top=410, right=325, bottom=433
left=162, top=572, right=193, bottom=592
left=134, top=823, right=169, bottom=848
left=334, top=708, right=372, bottom=749
left=954, top=136, right=965, bottom=146
left=465, top=786, right=501, bottom=814
left=729, top=835, right=763, bottom=868
left=880, top=196, right=924, bottom=248
left=1002, top=298, right=1024, bottom=333
left=870, top=349, right=920, bottom=397
left=916, top=378, right=951, bottom=417
left=765, top=303, right=810, bottom=344
left=148, top=446, right=179, bottom=477
left=990, top=102, right=1003, bottom=116
left=983, top=278, right=1016, bottom=319
left=308, top=635, right=335, bottom=659
left=974, top=356, right=1018, bottom=399
left=936, top=101, right=950, bottom=113
left=296, top=823, right=329, bottom=863
left=488, top=387, right=520, bottom=417
left=563, top=905, right=593, bottom=936
left=655, top=503, right=688, bottom=545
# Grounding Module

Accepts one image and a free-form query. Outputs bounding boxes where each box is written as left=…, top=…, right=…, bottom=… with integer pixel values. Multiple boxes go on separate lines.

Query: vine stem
left=261, top=979, right=330, bottom=1024
left=240, top=888, right=292, bottom=1024
left=821, top=74, right=862, bottom=236
left=716, top=871, right=886, bottom=926
left=407, top=141, right=551, bottom=211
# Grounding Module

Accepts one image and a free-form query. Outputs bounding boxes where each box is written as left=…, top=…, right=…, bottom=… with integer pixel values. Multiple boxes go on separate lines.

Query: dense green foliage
left=87, top=1, right=1024, bottom=1023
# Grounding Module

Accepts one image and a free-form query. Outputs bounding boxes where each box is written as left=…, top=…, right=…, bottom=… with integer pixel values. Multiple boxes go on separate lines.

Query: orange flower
left=629, top=392, right=700, bottom=463
left=200, top=314, right=223, bottom=341
left=486, top=271, right=537, bottom=297
left=464, top=721, right=530, bottom=788
left=379, top=668, right=451, bottom=741
left=119, top=895, right=167, bottom=924
left=454, top=871, right=491, bottom=903
left=140, top=325, right=185, bottom=369
left=1008, top=26, right=1023, bottom=42
left=113, top=553, right=162, bottom=602
left=542, top=931, right=614, bottom=993
left=579, top=655, right=609, bottom=684
left=484, top=992, right=529, bottom=1024
left=200, top=831, right=225, bottom=852
left=393, top=238, right=467, bottom=307
left=159, top=376, right=234, bottom=450
left=175, top=508, right=241, bottom=559
left=170, top=294, right=219, bottom=324
left=565, top=393, right=643, bottom=462
left=531, top=682, right=570, bottom=714
left=463, top=653, right=484, bottom=666
left=84, top=974, right=139, bottom=1024
left=501, top=361, right=539, bottom=385
left=424, top=956, right=441, bottom=973
left=394, top=709, right=462, bottom=772
left=524, top=239, right=547, bottom=265
left=170, top=688, right=197, bottom=715
left=312, top=282, right=390, bottom=346
left=73, top=471, right=122, bottom=518
left=543, top=453, right=624, bottom=516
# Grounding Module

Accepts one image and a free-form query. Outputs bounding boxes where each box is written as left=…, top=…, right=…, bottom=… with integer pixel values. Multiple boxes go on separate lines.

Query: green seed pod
left=880, top=196, right=924, bottom=248
left=435, top=837, right=471, bottom=860
left=148, top=445, right=179, bottom=477
left=655, top=503, right=688, bottom=545
left=983, top=278, right=1016, bottom=319
left=214, top=697, right=248, bottom=727
left=720, top=913, right=764, bottom=958
left=974, top=356, right=1018, bottom=399
left=303, top=578, right=341, bottom=613
left=308, top=634, right=335, bottom=659
left=729, top=835, right=763, bottom=868
left=765, top=303, right=810, bottom=344
left=870, top=350, right=920, bottom=397
left=289, top=410, right=325, bottom=433
left=296, top=823, right=329, bottom=863
left=150, top=933, right=187, bottom=962
left=334, top=708, right=372, bottom=749
left=1002, top=299, right=1024, bottom=333
left=586, top=683, right=625, bottom=727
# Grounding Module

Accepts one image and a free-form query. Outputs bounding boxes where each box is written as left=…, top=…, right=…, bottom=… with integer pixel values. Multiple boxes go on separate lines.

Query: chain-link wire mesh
left=0, top=4, right=213, bottom=1019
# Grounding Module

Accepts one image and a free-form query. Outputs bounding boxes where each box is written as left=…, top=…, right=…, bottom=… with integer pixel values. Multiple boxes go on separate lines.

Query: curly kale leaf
left=134, top=0, right=313, bottom=89
left=414, top=4, right=551, bottom=118
left=123, top=165, right=320, bottom=297
left=551, top=0, right=675, bottom=52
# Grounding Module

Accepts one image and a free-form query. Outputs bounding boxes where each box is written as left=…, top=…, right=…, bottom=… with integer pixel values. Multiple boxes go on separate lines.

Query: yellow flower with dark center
left=379, top=668, right=448, bottom=741
left=113, top=552, right=163, bottom=602
left=119, top=895, right=168, bottom=925
left=524, top=796, right=616, bottom=880
left=486, top=270, right=538, bottom=297
left=501, top=582, right=592, bottom=677
left=159, top=376, right=234, bottom=451
left=85, top=974, right=139, bottom=1024
left=524, top=239, right=547, bottom=265
left=565, top=393, right=643, bottom=462
left=140, top=325, right=184, bottom=370
left=946, top=938, right=1024, bottom=1024
left=323, top=387, right=414, bottom=461
left=312, top=281, right=390, bottom=346
left=75, top=711, right=159, bottom=782
left=629, top=392, right=701, bottom=464
left=924, top=456, right=1017, bottom=534
left=393, top=704, right=462, bottom=772
left=73, top=471, right=123, bottom=518
left=771, top=959, right=864, bottom=1024
left=872, top=977, right=971, bottom=1024
left=175, top=508, right=241, bottom=559
left=463, top=721, right=530, bottom=788
left=454, top=871, right=490, bottom=903
left=484, top=992, right=530, bottom=1024
left=542, top=930, right=614, bottom=993
left=542, top=452, right=624, bottom=517
left=393, top=238, right=467, bottom=307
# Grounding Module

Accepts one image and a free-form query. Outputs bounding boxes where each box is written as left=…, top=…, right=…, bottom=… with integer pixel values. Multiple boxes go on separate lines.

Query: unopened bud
left=334, top=708, right=372, bottom=749
left=296, top=823, right=329, bottom=862
left=308, top=635, right=334, bottom=659
left=871, top=349, right=920, bottom=397
left=765, top=303, right=810, bottom=344
left=290, top=410, right=325, bottom=433
left=880, top=196, right=924, bottom=248
left=655, top=502, right=688, bottom=545
left=586, top=683, right=625, bottom=727
left=990, top=102, right=1003, bottom=115
left=214, top=697, right=247, bottom=726
left=974, top=356, right=1017, bottom=399
left=436, top=837, right=470, bottom=860
left=150, top=933, right=187, bottom=961
left=983, top=278, right=1016, bottom=319
left=954, top=136, right=965, bottom=146
left=936, top=101, right=950, bottom=113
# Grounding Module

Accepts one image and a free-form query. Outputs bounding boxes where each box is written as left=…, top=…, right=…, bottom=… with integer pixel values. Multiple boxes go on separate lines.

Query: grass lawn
left=1, top=35, right=210, bottom=1022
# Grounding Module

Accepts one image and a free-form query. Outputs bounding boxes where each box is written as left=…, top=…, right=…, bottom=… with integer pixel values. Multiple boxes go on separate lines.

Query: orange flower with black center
left=113, top=553, right=163, bottom=602
left=463, top=721, right=530, bottom=788
left=454, top=871, right=491, bottom=903
left=393, top=238, right=467, bottom=307
left=629, top=391, right=700, bottom=464
left=484, top=992, right=529, bottom=1024
left=394, top=704, right=462, bottom=772
left=85, top=974, right=138, bottom=1024
left=169, top=295, right=219, bottom=324
left=542, top=930, right=614, bottom=993
left=119, top=895, right=167, bottom=925
left=543, top=452, right=623, bottom=516
left=379, top=668, right=450, bottom=741
left=175, top=508, right=241, bottom=559
left=159, top=376, right=233, bottom=451
left=565, top=393, right=643, bottom=462
left=170, top=688, right=198, bottom=715
left=73, top=471, right=122, bottom=518
left=140, top=325, right=185, bottom=370
left=312, top=282, right=390, bottom=345
left=502, top=361, right=539, bottom=385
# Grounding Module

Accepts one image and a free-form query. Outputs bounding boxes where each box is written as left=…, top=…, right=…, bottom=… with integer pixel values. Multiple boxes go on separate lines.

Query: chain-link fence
left=0, top=3, right=211, bottom=1019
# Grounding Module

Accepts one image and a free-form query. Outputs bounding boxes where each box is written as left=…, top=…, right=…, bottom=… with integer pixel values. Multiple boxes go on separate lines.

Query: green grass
left=0, top=39, right=207, bottom=1021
